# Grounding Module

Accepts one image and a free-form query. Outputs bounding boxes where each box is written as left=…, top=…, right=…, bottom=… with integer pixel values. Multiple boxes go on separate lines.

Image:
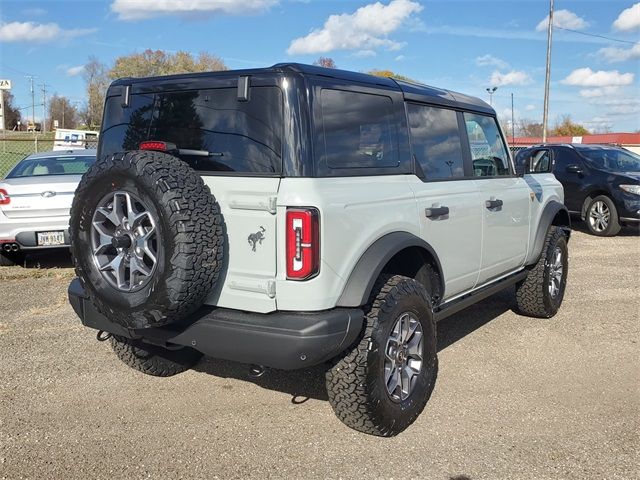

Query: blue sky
left=1, top=0, right=639, bottom=133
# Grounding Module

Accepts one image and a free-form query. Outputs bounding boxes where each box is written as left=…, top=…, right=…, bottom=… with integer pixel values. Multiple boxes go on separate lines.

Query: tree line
left=2, top=52, right=597, bottom=137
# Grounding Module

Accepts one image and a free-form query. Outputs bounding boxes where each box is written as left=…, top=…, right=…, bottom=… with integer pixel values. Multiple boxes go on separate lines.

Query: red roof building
left=512, top=132, right=640, bottom=147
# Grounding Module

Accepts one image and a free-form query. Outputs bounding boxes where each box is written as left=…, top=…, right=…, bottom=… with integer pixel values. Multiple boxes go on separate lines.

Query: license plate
left=37, top=231, right=66, bottom=246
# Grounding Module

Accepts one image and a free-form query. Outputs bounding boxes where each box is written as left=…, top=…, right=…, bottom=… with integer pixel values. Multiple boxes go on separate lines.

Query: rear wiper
left=177, top=149, right=223, bottom=157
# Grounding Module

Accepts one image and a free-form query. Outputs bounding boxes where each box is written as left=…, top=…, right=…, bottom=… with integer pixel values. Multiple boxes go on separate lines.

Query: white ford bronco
left=68, top=64, right=570, bottom=436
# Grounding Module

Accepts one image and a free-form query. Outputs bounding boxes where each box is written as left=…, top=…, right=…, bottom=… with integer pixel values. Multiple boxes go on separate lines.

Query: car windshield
left=7, top=155, right=96, bottom=178
left=578, top=147, right=640, bottom=172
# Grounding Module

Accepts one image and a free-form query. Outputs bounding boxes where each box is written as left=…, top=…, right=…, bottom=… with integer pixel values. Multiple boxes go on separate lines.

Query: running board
left=433, top=270, right=528, bottom=322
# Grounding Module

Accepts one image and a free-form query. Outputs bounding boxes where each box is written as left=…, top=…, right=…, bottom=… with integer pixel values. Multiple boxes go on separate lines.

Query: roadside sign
left=0, top=80, right=11, bottom=90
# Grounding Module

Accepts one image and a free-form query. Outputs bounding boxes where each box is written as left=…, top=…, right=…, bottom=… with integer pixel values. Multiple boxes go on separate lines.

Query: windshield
left=578, top=147, right=640, bottom=172
left=7, top=155, right=96, bottom=178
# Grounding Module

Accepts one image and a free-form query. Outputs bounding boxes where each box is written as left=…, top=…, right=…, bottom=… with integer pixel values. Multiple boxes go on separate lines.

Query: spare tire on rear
left=70, top=150, right=223, bottom=329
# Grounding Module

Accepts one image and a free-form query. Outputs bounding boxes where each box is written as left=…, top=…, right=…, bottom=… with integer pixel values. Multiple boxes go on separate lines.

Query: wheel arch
left=527, top=200, right=571, bottom=266
left=336, top=232, right=444, bottom=308
left=580, top=188, right=611, bottom=219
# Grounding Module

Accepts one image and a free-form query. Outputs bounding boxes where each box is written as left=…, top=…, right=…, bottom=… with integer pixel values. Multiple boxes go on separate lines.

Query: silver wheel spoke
left=384, top=312, right=424, bottom=402
left=91, top=190, right=159, bottom=292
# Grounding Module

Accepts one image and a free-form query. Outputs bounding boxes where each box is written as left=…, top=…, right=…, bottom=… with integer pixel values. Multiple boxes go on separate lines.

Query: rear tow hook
left=96, top=330, right=112, bottom=342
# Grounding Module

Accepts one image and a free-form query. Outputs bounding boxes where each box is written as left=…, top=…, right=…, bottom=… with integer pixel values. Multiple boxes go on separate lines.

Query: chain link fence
left=0, top=133, right=529, bottom=179
left=0, top=134, right=99, bottom=178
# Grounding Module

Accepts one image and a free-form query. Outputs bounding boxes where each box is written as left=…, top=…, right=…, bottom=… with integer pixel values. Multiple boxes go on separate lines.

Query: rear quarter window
left=319, top=89, right=399, bottom=171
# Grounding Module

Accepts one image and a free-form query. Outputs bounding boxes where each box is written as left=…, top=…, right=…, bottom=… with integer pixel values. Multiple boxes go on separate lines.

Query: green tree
left=550, top=115, right=590, bottom=136
left=2, top=91, right=22, bottom=130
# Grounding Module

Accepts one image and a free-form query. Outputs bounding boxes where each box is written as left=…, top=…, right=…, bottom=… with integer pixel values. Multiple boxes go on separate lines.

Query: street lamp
left=486, top=86, right=498, bottom=106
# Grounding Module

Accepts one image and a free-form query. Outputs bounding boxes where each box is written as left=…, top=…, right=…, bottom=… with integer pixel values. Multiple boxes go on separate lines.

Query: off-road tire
left=70, top=150, right=223, bottom=329
left=515, top=226, right=568, bottom=318
left=0, top=252, right=24, bottom=267
left=326, top=275, right=438, bottom=437
left=585, top=195, right=621, bottom=237
left=110, top=335, right=202, bottom=376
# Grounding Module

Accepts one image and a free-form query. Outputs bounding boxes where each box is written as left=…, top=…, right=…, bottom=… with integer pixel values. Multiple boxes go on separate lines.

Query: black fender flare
left=527, top=200, right=571, bottom=265
left=336, top=232, right=444, bottom=308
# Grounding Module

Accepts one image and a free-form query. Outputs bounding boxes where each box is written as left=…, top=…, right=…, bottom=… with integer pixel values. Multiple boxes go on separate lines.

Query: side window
left=407, top=104, right=464, bottom=180
left=464, top=113, right=511, bottom=177
left=531, top=149, right=551, bottom=173
left=320, top=89, right=398, bottom=169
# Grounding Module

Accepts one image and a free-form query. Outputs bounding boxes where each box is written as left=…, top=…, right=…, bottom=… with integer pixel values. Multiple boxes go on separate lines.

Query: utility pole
left=26, top=75, right=36, bottom=129
left=40, top=83, right=50, bottom=133
left=542, top=0, right=554, bottom=142
left=511, top=92, right=515, bottom=144
left=486, top=86, right=498, bottom=106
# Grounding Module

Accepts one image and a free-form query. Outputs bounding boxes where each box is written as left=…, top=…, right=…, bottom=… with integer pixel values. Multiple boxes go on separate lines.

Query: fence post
left=35, top=135, right=38, bottom=153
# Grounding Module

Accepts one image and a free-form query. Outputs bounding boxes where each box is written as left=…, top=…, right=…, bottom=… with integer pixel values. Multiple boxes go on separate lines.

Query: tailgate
left=202, top=176, right=280, bottom=313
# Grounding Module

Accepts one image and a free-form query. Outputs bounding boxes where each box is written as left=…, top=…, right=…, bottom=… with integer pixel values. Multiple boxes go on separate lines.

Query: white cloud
left=578, top=86, right=621, bottom=98
left=66, top=65, right=85, bottom=77
left=562, top=67, right=635, bottom=87
left=596, top=43, right=640, bottom=63
left=287, top=0, right=422, bottom=55
left=536, top=9, right=589, bottom=32
left=475, top=54, right=509, bottom=69
left=613, top=2, right=640, bottom=32
left=0, top=21, right=95, bottom=43
left=489, top=70, right=532, bottom=86
left=353, top=49, right=377, bottom=57
left=525, top=104, right=536, bottom=111
left=395, top=54, right=405, bottom=61
left=112, top=0, right=278, bottom=20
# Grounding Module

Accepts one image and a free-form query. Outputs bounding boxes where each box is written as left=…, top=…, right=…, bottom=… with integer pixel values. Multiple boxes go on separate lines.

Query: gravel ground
left=1, top=228, right=639, bottom=480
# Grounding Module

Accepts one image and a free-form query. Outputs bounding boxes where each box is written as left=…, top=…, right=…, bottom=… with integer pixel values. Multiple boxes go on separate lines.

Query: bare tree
left=48, top=95, right=79, bottom=130
left=518, top=119, right=544, bottom=137
left=110, top=49, right=227, bottom=79
left=313, top=57, right=337, bottom=69
left=81, top=56, right=109, bottom=129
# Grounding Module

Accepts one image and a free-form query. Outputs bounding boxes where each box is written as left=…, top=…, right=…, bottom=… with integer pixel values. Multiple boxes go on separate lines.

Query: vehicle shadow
left=193, top=289, right=514, bottom=403
left=570, top=220, right=639, bottom=237
left=19, top=250, right=74, bottom=269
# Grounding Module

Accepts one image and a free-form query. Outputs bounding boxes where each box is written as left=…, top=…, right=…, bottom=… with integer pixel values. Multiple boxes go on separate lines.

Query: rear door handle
left=425, top=206, right=449, bottom=218
left=485, top=199, right=503, bottom=209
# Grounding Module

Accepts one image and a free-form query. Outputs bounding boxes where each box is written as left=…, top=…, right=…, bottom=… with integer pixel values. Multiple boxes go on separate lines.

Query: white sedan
left=0, top=150, right=96, bottom=266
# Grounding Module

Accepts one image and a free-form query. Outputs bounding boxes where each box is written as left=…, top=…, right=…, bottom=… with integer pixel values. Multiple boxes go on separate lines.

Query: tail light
left=139, top=141, right=176, bottom=152
left=286, top=208, right=319, bottom=280
left=0, top=189, right=9, bottom=205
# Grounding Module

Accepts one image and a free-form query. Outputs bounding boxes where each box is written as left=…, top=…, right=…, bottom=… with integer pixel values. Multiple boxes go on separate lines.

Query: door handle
left=425, top=206, right=449, bottom=218
left=485, top=199, right=503, bottom=209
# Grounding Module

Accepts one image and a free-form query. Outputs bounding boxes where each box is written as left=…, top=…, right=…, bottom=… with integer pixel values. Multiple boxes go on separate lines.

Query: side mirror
left=566, top=164, right=583, bottom=174
left=515, top=162, right=527, bottom=177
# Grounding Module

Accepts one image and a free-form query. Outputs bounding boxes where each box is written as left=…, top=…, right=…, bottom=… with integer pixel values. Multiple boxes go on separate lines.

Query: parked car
left=0, top=150, right=97, bottom=266
left=67, top=64, right=570, bottom=436
left=516, top=144, right=640, bottom=236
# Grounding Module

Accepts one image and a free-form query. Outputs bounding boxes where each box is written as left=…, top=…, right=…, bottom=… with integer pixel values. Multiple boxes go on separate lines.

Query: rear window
left=320, top=89, right=398, bottom=170
left=101, top=86, right=283, bottom=174
left=7, top=155, right=96, bottom=178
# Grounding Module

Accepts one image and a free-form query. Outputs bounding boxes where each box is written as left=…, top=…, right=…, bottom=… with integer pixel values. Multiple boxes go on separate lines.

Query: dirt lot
left=1, top=228, right=638, bottom=480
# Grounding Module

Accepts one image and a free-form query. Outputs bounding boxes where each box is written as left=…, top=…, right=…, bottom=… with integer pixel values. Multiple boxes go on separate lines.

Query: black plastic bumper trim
left=68, top=278, right=364, bottom=370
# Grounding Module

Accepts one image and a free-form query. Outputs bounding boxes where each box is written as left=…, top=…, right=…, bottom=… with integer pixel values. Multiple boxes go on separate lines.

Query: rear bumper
left=68, top=278, right=364, bottom=370
left=0, top=218, right=71, bottom=250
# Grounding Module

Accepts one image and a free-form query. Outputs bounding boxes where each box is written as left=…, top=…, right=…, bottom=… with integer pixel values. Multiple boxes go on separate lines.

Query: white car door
left=406, top=103, right=482, bottom=299
left=463, top=113, right=530, bottom=285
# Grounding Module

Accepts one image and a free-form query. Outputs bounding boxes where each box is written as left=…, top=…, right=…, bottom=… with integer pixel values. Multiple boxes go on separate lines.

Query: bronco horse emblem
left=248, top=226, right=266, bottom=252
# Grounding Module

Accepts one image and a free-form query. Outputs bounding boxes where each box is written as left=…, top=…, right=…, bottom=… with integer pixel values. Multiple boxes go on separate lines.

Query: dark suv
left=516, top=144, right=640, bottom=236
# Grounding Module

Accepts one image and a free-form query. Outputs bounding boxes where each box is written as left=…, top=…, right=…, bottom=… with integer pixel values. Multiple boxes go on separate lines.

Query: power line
left=555, top=26, right=640, bottom=45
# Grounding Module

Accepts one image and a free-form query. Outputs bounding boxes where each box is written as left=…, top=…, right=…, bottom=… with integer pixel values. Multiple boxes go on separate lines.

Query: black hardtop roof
left=112, top=62, right=493, bottom=114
